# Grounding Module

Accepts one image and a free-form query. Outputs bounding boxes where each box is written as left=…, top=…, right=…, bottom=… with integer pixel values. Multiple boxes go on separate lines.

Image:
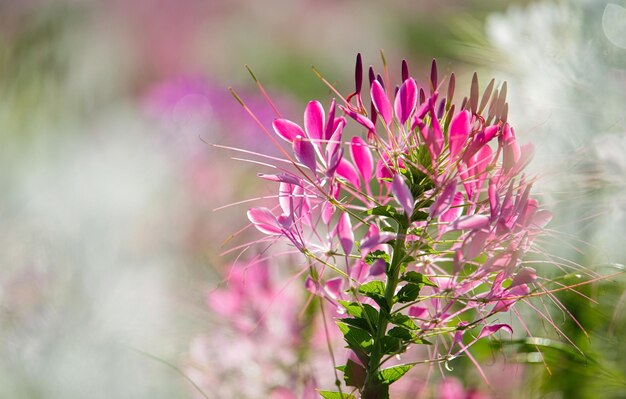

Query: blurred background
left=0, top=0, right=625, bottom=398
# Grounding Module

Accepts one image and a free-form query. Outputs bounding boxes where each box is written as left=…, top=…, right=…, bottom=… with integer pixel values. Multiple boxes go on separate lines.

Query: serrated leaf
left=318, top=391, right=356, bottom=399
left=357, top=281, right=389, bottom=312
left=401, top=271, right=436, bottom=286
left=388, top=326, right=415, bottom=341
left=338, top=301, right=379, bottom=326
left=358, top=281, right=385, bottom=297
left=337, top=322, right=372, bottom=353
left=396, top=283, right=421, bottom=303
left=381, top=335, right=404, bottom=354
left=338, top=317, right=372, bottom=332
left=343, top=358, right=366, bottom=388
left=377, top=364, right=415, bottom=385
left=366, top=205, right=399, bottom=219
left=364, top=250, right=390, bottom=265
left=390, top=314, right=419, bottom=330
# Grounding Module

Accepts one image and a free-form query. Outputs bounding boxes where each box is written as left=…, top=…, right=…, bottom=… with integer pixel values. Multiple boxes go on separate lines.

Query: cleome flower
left=237, top=54, right=555, bottom=398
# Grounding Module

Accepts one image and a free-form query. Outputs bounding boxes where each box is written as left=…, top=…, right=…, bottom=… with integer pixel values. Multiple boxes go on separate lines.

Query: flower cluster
left=241, top=54, right=552, bottom=398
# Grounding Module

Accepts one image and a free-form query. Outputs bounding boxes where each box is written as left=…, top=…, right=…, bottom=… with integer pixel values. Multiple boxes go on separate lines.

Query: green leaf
left=358, top=281, right=385, bottom=297
left=396, top=283, right=421, bottom=303
left=401, top=271, right=436, bottom=286
left=409, top=209, right=430, bottom=223
left=357, top=281, right=389, bottom=312
left=318, top=391, right=356, bottom=399
left=338, top=301, right=379, bottom=328
left=388, top=326, right=415, bottom=341
left=377, top=364, right=415, bottom=385
left=381, top=335, right=404, bottom=354
left=366, top=205, right=400, bottom=219
left=343, top=358, right=366, bottom=388
left=364, top=250, right=390, bottom=265
left=390, top=313, right=419, bottom=330
left=337, top=322, right=372, bottom=353
left=338, top=317, right=372, bottom=332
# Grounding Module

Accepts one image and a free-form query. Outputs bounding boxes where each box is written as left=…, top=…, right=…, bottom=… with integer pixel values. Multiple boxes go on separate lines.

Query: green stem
left=362, top=222, right=408, bottom=399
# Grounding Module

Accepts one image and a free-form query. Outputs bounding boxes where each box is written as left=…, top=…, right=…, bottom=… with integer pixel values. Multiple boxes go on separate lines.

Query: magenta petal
left=449, top=110, right=471, bottom=160
left=247, top=207, right=282, bottom=235
left=336, top=212, right=354, bottom=254
left=278, top=182, right=293, bottom=216
left=304, top=100, right=325, bottom=143
left=322, top=200, right=334, bottom=224
left=324, top=277, right=344, bottom=299
left=257, top=173, right=301, bottom=186
left=324, top=99, right=337, bottom=140
left=430, top=179, right=457, bottom=218
left=408, top=306, right=429, bottom=319
left=462, top=228, right=490, bottom=259
left=440, top=192, right=464, bottom=223
left=477, top=323, right=513, bottom=340
left=369, top=258, right=386, bottom=276
left=488, top=179, right=499, bottom=220
left=510, top=267, right=537, bottom=288
left=336, top=157, right=361, bottom=188
left=338, top=105, right=375, bottom=132
left=351, top=260, right=369, bottom=282
left=349, top=136, right=374, bottom=183
left=392, top=174, right=414, bottom=216
left=305, top=276, right=319, bottom=295
left=370, top=80, right=393, bottom=125
left=293, top=135, right=317, bottom=174
left=360, top=224, right=381, bottom=251
left=451, top=214, right=490, bottom=231
left=394, top=78, right=418, bottom=124
left=325, top=119, right=345, bottom=163
left=272, top=118, right=305, bottom=142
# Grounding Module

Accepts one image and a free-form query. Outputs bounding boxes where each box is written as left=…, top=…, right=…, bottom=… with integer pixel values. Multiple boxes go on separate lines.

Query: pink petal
left=325, top=119, right=345, bottom=165
left=409, top=306, right=429, bottom=319
left=305, top=276, right=319, bottom=295
left=430, top=179, right=457, bottom=218
left=360, top=224, right=381, bottom=251
left=278, top=182, right=293, bottom=216
left=369, top=258, right=386, bottom=276
left=304, top=100, right=325, bottom=143
left=351, top=260, right=369, bottom=282
left=488, top=179, right=499, bottom=221
left=502, top=124, right=520, bottom=173
left=338, top=105, right=375, bottom=132
left=440, top=192, right=464, bottom=223
left=336, top=212, right=354, bottom=254
left=350, top=136, right=374, bottom=183
left=370, top=80, right=393, bottom=125
left=510, top=267, right=537, bottom=288
left=451, top=214, right=490, bottom=231
left=477, top=323, right=513, bottom=340
left=293, top=135, right=317, bottom=174
left=336, top=157, right=361, bottom=188
left=272, top=118, right=304, bottom=142
left=394, top=78, right=418, bottom=124
left=322, top=200, right=334, bottom=224
left=462, top=228, right=490, bottom=259
left=324, top=277, right=344, bottom=299
left=324, top=99, right=337, bottom=140
left=428, top=97, right=444, bottom=158
left=392, top=174, right=414, bottom=216
left=326, top=147, right=343, bottom=178
left=530, top=209, right=552, bottom=228
left=247, top=207, right=282, bottom=235
left=257, top=173, right=301, bottom=186
left=449, top=110, right=471, bottom=160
